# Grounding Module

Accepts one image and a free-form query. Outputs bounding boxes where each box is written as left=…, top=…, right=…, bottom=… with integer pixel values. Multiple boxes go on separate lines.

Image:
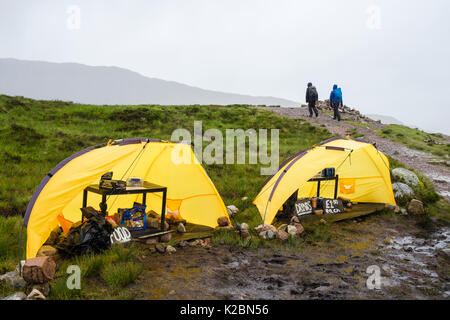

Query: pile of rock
left=390, top=167, right=425, bottom=216
left=1, top=256, right=55, bottom=300
left=255, top=217, right=305, bottom=241
left=315, top=100, right=378, bottom=123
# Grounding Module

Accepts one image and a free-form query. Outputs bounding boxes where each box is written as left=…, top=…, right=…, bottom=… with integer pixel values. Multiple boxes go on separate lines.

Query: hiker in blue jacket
left=329, top=84, right=343, bottom=121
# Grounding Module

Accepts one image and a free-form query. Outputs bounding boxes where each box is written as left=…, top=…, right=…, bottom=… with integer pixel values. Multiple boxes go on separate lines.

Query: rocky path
left=260, top=106, right=450, bottom=201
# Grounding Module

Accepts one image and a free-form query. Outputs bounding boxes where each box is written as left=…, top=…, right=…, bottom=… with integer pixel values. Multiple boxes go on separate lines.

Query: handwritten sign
left=110, top=227, right=132, bottom=244
left=323, top=198, right=344, bottom=214
left=294, top=199, right=313, bottom=216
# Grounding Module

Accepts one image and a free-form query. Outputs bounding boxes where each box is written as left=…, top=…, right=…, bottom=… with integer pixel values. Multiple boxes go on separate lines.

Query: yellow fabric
left=253, top=138, right=396, bottom=225
left=26, top=141, right=228, bottom=259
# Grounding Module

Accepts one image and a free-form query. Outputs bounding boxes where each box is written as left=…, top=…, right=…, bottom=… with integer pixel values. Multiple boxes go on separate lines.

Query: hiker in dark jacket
left=329, top=84, right=343, bottom=121
left=306, top=82, right=319, bottom=117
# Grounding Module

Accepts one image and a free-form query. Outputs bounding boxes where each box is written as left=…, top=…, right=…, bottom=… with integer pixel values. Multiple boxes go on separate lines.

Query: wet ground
left=126, top=214, right=449, bottom=300
left=260, top=106, right=450, bottom=201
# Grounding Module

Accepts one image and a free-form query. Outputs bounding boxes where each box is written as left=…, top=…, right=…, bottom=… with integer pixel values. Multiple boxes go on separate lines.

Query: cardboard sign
left=110, top=226, right=132, bottom=244
left=294, top=199, right=313, bottom=216
left=323, top=198, right=345, bottom=214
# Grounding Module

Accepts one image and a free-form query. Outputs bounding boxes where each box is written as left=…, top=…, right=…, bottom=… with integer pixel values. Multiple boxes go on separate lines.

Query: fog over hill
left=0, top=58, right=299, bottom=107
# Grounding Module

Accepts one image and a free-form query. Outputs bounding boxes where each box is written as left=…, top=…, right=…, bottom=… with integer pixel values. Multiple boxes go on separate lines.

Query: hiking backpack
left=310, top=87, right=318, bottom=102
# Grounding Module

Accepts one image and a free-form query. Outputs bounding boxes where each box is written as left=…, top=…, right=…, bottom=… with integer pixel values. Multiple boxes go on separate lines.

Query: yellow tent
left=24, top=138, right=228, bottom=259
left=253, top=137, right=396, bottom=225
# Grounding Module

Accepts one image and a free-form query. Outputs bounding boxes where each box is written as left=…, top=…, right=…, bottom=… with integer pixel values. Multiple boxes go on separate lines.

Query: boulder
left=392, top=182, right=415, bottom=200
left=294, top=223, right=305, bottom=235
left=159, top=232, right=172, bottom=243
left=255, top=224, right=277, bottom=233
left=22, top=256, right=56, bottom=284
left=147, top=217, right=169, bottom=231
left=27, top=288, right=46, bottom=300
left=29, top=282, right=50, bottom=296
left=155, top=243, right=166, bottom=253
left=259, top=230, right=275, bottom=240
left=2, top=292, right=27, bottom=300
left=290, top=216, right=300, bottom=224
left=240, top=230, right=251, bottom=239
left=392, top=168, right=420, bottom=186
left=217, top=216, right=230, bottom=227
left=166, top=245, right=177, bottom=254
left=277, top=229, right=289, bottom=241
left=177, top=223, right=186, bottom=233
left=407, top=199, right=424, bottom=215
left=36, top=245, right=58, bottom=257
left=145, top=238, right=158, bottom=245
left=226, top=205, right=239, bottom=217
left=240, top=222, right=249, bottom=231
left=0, top=271, right=26, bottom=290
left=287, top=225, right=297, bottom=237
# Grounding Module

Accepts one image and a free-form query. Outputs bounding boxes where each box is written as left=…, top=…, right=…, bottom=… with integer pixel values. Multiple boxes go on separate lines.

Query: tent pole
left=18, top=223, right=24, bottom=276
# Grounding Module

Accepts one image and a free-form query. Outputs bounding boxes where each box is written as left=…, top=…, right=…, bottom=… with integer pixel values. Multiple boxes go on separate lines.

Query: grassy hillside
left=1, top=94, right=448, bottom=299
left=378, top=124, right=450, bottom=159
left=0, top=94, right=330, bottom=217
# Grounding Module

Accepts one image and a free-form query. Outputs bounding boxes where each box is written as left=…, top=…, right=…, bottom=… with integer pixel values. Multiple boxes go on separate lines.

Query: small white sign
left=110, top=227, right=132, bottom=244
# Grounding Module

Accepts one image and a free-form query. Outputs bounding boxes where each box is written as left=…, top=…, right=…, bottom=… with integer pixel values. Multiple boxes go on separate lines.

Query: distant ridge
left=0, top=58, right=299, bottom=107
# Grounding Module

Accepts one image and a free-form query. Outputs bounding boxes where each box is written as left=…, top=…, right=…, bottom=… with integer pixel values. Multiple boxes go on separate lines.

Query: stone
left=319, top=219, right=327, bottom=224
left=146, top=217, right=160, bottom=229
left=240, top=222, right=249, bottom=231
left=145, top=238, right=158, bottom=245
left=259, top=230, right=275, bottom=240
left=22, top=256, right=56, bottom=284
left=277, top=224, right=288, bottom=232
left=179, top=240, right=188, bottom=247
left=287, top=225, right=297, bottom=237
left=277, top=229, right=289, bottom=241
left=226, top=205, right=239, bottom=217
left=392, top=168, right=420, bottom=186
left=407, top=199, right=424, bottom=215
left=2, top=292, right=27, bottom=300
left=27, top=288, right=46, bottom=300
left=147, top=217, right=169, bottom=230
left=160, top=232, right=172, bottom=243
left=166, top=245, right=177, bottom=254
left=240, top=230, right=251, bottom=239
left=177, top=223, right=186, bottom=233
left=36, top=245, right=58, bottom=257
left=392, top=182, right=414, bottom=200
left=294, top=223, right=305, bottom=235
left=155, top=243, right=166, bottom=253
left=217, top=216, right=230, bottom=227
left=0, top=271, right=26, bottom=290
left=255, top=224, right=277, bottom=233
left=314, top=209, right=324, bottom=215
left=241, top=197, right=248, bottom=201
left=290, top=216, right=300, bottom=224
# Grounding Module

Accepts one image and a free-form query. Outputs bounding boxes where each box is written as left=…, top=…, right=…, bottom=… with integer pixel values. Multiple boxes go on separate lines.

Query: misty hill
left=366, top=114, right=403, bottom=125
left=0, top=58, right=299, bottom=107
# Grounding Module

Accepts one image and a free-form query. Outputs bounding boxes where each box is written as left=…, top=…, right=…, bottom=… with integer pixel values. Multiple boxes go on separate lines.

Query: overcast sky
left=1, top=0, right=449, bottom=134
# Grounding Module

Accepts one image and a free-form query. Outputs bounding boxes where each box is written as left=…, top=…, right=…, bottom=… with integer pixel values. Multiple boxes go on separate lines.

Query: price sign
left=294, top=199, right=313, bottom=216
left=323, top=198, right=344, bottom=214
left=110, top=226, right=132, bottom=244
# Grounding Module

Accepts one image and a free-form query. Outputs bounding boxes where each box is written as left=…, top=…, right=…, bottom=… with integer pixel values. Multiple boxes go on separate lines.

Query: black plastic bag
left=55, top=207, right=114, bottom=258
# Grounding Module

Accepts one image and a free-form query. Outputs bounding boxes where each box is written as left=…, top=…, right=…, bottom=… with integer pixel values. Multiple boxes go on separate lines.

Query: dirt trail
left=260, top=106, right=450, bottom=200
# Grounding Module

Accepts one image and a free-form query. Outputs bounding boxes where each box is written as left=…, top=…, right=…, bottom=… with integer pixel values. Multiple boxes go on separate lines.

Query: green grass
left=0, top=94, right=331, bottom=216
left=378, top=124, right=450, bottom=159
left=0, top=94, right=448, bottom=299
